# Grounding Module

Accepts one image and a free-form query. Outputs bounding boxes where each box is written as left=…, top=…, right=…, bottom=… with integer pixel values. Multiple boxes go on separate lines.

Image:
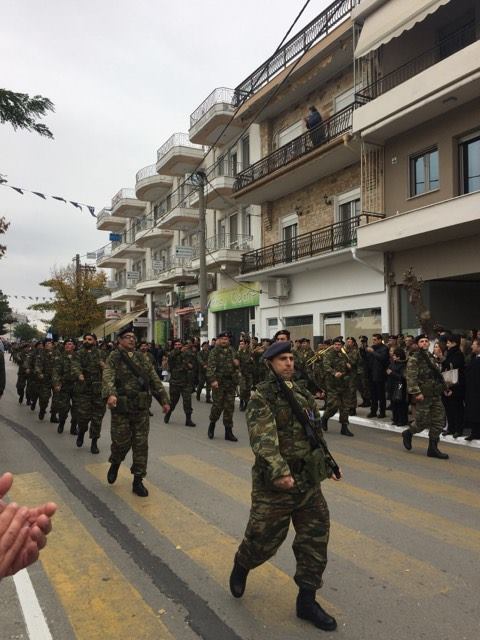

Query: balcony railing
left=240, top=213, right=383, bottom=274
left=97, top=208, right=112, bottom=223
left=356, top=21, right=477, bottom=103
left=156, top=133, right=203, bottom=163
left=136, top=164, right=157, bottom=182
left=233, top=104, right=357, bottom=192
left=191, top=234, right=253, bottom=259
left=233, top=0, right=358, bottom=107
left=190, top=87, right=235, bottom=127
left=164, top=256, right=193, bottom=271
left=111, top=188, right=137, bottom=209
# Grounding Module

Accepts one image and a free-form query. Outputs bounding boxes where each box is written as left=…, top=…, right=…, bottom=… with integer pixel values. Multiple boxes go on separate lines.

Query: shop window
left=409, top=148, right=439, bottom=196
left=459, top=133, right=480, bottom=194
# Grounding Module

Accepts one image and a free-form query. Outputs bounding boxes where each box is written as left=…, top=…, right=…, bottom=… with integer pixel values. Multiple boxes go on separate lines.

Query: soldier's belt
left=287, top=459, right=305, bottom=474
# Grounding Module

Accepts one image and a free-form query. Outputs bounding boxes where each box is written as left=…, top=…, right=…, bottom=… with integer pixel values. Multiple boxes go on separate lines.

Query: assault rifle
left=267, top=364, right=341, bottom=479
left=118, top=349, right=166, bottom=408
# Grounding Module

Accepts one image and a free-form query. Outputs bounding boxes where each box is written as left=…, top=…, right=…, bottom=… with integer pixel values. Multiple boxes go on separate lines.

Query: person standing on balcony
left=305, top=105, right=324, bottom=147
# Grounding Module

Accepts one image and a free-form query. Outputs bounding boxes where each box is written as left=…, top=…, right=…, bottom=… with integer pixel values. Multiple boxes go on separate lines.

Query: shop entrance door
left=324, top=319, right=342, bottom=340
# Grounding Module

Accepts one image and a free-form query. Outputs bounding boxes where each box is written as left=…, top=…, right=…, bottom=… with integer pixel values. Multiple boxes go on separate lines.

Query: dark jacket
left=388, top=360, right=407, bottom=402
left=0, top=351, right=5, bottom=395
left=442, top=345, right=465, bottom=399
left=367, top=343, right=390, bottom=382
left=464, top=354, right=480, bottom=425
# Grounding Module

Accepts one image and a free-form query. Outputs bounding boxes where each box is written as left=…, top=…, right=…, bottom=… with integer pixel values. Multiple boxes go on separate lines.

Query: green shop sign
left=209, top=283, right=260, bottom=312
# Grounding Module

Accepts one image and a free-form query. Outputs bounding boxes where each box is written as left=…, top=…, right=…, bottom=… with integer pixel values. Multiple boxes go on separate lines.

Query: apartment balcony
left=354, top=23, right=480, bottom=142
left=135, top=270, right=173, bottom=294
left=155, top=133, right=204, bottom=176
left=96, top=208, right=127, bottom=232
left=111, top=188, right=147, bottom=218
left=191, top=234, right=254, bottom=272
left=135, top=225, right=174, bottom=249
left=190, top=161, right=243, bottom=210
left=96, top=243, right=128, bottom=269
left=156, top=194, right=198, bottom=231
left=135, top=164, right=173, bottom=202
left=110, top=284, right=145, bottom=302
left=357, top=191, right=480, bottom=253
left=158, top=257, right=197, bottom=285
left=96, top=293, right=126, bottom=307
left=238, top=213, right=383, bottom=278
left=233, top=105, right=359, bottom=204
left=189, top=87, right=244, bottom=145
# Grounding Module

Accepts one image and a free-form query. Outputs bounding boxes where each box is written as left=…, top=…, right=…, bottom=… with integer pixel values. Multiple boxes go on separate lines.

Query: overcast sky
left=0, top=0, right=329, bottom=328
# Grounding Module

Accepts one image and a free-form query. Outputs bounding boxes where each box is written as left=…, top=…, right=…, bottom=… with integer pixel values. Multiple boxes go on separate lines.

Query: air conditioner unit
left=267, top=278, right=290, bottom=299
left=166, top=291, right=178, bottom=307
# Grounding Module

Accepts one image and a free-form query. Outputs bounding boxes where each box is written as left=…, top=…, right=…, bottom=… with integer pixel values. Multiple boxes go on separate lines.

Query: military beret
left=83, top=332, right=97, bottom=341
left=264, top=340, right=293, bottom=360
left=217, top=331, right=230, bottom=338
left=117, top=324, right=135, bottom=338
left=415, top=334, right=429, bottom=343
left=333, top=336, right=344, bottom=344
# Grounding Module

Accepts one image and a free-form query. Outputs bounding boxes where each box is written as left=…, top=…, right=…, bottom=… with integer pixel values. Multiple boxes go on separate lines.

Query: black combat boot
left=76, top=427, right=86, bottom=447
left=340, top=423, right=354, bottom=437
left=320, top=416, right=328, bottom=432
left=90, top=438, right=99, bottom=454
left=229, top=555, right=249, bottom=598
left=132, top=476, right=149, bottom=497
left=30, top=400, right=37, bottom=411
left=225, top=427, right=238, bottom=442
left=38, top=409, right=45, bottom=421
left=427, top=437, right=449, bottom=459
left=57, top=420, right=65, bottom=434
left=185, top=413, right=196, bottom=427
left=196, top=390, right=201, bottom=401
left=50, top=414, right=59, bottom=424
left=296, top=589, right=337, bottom=631
left=18, top=392, right=24, bottom=404
left=402, top=429, right=413, bottom=450
left=208, top=422, right=216, bottom=439
left=107, top=462, right=120, bottom=484
left=70, top=421, right=77, bottom=435
left=164, top=410, right=172, bottom=424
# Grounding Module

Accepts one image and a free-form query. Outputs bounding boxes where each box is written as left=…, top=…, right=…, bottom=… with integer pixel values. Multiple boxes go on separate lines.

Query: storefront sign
left=127, top=271, right=140, bottom=281
left=208, top=283, right=260, bottom=312
left=105, top=309, right=122, bottom=319
left=152, top=260, right=164, bottom=271
left=133, top=317, right=149, bottom=327
left=175, top=245, right=193, bottom=258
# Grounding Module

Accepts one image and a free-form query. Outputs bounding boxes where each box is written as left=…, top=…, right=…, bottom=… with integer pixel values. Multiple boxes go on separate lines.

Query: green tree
left=0, top=216, right=9, bottom=259
left=0, top=89, right=54, bottom=139
left=13, top=322, right=42, bottom=341
left=0, top=290, right=13, bottom=334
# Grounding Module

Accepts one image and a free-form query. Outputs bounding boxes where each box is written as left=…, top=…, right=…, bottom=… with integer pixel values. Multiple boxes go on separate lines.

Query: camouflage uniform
left=345, top=346, right=359, bottom=413
left=236, top=374, right=331, bottom=590
left=52, top=350, right=78, bottom=428
left=72, top=346, right=106, bottom=440
left=196, top=349, right=211, bottom=401
left=183, top=347, right=197, bottom=393
left=15, top=346, right=30, bottom=402
left=102, top=347, right=169, bottom=477
left=322, top=349, right=351, bottom=425
left=406, top=349, right=446, bottom=438
left=34, top=348, right=56, bottom=415
left=207, top=345, right=239, bottom=429
left=237, top=348, right=254, bottom=404
left=252, top=348, right=267, bottom=388
left=25, top=346, right=42, bottom=408
left=168, top=348, right=193, bottom=416
left=358, top=346, right=371, bottom=405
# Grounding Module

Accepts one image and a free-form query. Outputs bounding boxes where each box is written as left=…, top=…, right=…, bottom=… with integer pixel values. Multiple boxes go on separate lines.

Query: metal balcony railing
left=356, top=22, right=477, bottom=103
left=111, top=188, right=137, bottom=209
left=163, top=256, right=192, bottom=271
left=156, top=133, right=203, bottom=163
left=97, top=208, right=112, bottom=223
left=191, top=234, right=253, bottom=259
left=240, top=213, right=384, bottom=274
left=233, top=0, right=358, bottom=107
left=190, top=87, right=235, bottom=128
left=233, top=103, right=357, bottom=192
left=135, top=164, right=158, bottom=182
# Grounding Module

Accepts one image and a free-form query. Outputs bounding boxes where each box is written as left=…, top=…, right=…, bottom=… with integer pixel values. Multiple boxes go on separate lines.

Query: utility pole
left=193, top=171, right=208, bottom=342
left=74, top=253, right=81, bottom=298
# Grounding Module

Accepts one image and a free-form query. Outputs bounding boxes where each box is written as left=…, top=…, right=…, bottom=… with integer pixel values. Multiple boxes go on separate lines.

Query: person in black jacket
left=464, top=338, right=480, bottom=440
left=441, top=334, right=465, bottom=437
left=366, top=334, right=390, bottom=418
left=0, top=348, right=5, bottom=398
left=387, top=348, right=409, bottom=426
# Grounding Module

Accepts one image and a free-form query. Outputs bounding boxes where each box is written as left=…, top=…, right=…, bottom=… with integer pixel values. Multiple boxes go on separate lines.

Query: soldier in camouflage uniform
left=229, top=340, right=340, bottom=632
left=34, top=338, right=56, bottom=421
left=183, top=341, right=197, bottom=394
left=15, top=343, right=31, bottom=404
left=207, top=332, right=240, bottom=441
left=403, top=334, right=449, bottom=459
left=164, top=339, right=195, bottom=427
left=196, top=341, right=211, bottom=403
left=237, top=338, right=254, bottom=411
left=321, top=337, right=354, bottom=436
left=72, top=333, right=106, bottom=454
left=103, top=326, right=170, bottom=497
left=252, top=340, right=268, bottom=389
left=52, top=338, right=78, bottom=435
left=26, top=342, right=43, bottom=410
left=345, top=337, right=360, bottom=416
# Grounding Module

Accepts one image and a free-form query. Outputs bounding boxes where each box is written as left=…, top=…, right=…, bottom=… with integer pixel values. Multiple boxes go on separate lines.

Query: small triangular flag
left=87, top=205, right=96, bottom=217
left=70, top=201, right=82, bottom=210
left=32, top=191, right=47, bottom=199
left=52, top=196, right=67, bottom=203
left=10, top=186, right=24, bottom=195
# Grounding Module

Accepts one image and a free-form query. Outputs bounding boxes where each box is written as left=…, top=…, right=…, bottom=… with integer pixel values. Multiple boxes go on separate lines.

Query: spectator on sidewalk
left=0, top=346, right=5, bottom=398
left=366, top=334, right=390, bottom=418
left=387, top=348, right=409, bottom=426
left=442, top=334, right=465, bottom=437
left=464, top=338, right=480, bottom=441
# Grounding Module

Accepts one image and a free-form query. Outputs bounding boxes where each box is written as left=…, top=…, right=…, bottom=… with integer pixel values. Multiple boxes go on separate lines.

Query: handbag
left=392, top=381, right=404, bottom=402
left=442, top=368, right=459, bottom=386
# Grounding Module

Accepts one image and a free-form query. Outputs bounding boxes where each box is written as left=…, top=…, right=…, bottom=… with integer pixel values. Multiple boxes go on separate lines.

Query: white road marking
left=13, top=568, right=53, bottom=640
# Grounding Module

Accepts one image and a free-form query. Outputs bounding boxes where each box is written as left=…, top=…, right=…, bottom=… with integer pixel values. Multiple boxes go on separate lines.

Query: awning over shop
left=175, top=306, right=200, bottom=316
left=93, top=308, right=148, bottom=338
left=354, top=0, right=451, bottom=58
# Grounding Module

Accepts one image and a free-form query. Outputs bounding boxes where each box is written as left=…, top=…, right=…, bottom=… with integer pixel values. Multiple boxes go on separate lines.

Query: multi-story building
left=353, top=0, right=480, bottom=335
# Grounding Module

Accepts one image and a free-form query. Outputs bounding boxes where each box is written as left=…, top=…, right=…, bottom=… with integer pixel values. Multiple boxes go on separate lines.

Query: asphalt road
left=1, top=359, right=479, bottom=640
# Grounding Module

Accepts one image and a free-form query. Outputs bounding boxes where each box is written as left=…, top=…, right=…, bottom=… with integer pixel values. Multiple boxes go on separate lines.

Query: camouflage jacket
left=407, top=349, right=446, bottom=397
left=102, top=346, right=169, bottom=405
left=72, top=347, right=104, bottom=388
left=207, top=345, right=239, bottom=385
left=168, top=349, right=190, bottom=385
left=345, top=346, right=359, bottom=376
left=17, top=348, right=31, bottom=373
left=34, top=350, right=56, bottom=383
left=323, top=349, right=351, bottom=383
left=52, top=352, right=78, bottom=387
left=236, top=348, right=254, bottom=376
left=247, top=374, right=329, bottom=490
left=197, top=350, right=209, bottom=371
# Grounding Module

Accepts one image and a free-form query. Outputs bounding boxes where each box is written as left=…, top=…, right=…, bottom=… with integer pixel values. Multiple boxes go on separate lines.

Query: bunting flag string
left=0, top=182, right=96, bottom=217
left=4, top=294, right=53, bottom=302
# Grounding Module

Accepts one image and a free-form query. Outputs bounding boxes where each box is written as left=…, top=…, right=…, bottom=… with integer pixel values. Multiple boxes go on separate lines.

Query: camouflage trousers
left=55, top=384, right=77, bottom=424
left=239, top=373, right=253, bottom=403
left=408, top=395, right=445, bottom=438
left=26, top=376, right=40, bottom=405
left=209, top=383, right=236, bottom=427
left=196, top=371, right=211, bottom=400
left=236, top=486, right=330, bottom=590
left=109, top=409, right=150, bottom=478
left=16, top=371, right=27, bottom=396
left=170, top=383, right=192, bottom=415
left=76, top=384, right=106, bottom=439
left=38, top=381, right=53, bottom=412
left=323, top=381, right=350, bottom=424
left=346, top=379, right=358, bottom=411
left=357, top=372, right=371, bottom=403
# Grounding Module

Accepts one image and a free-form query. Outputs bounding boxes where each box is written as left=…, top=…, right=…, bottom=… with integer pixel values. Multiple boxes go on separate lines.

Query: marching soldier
left=321, top=337, right=354, bottom=436
left=164, top=339, right=196, bottom=427
left=15, top=343, right=31, bottom=404
left=403, top=334, right=449, bottom=459
left=34, top=338, right=56, bottom=421
left=252, top=339, right=268, bottom=388
left=229, top=340, right=341, bottom=632
left=103, top=325, right=170, bottom=497
left=196, top=341, right=211, bottom=403
left=207, top=332, right=239, bottom=441
left=52, top=338, right=78, bottom=435
left=237, top=338, right=254, bottom=411
left=26, top=341, right=43, bottom=411
left=72, top=333, right=105, bottom=454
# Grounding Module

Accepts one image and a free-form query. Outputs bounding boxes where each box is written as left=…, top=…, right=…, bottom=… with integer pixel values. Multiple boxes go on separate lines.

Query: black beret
left=333, top=336, right=344, bottom=344
left=217, top=331, right=230, bottom=338
left=118, top=324, right=135, bottom=338
left=415, top=334, right=429, bottom=343
left=83, top=332, right=97, bottom=340
left=264, top=340, right=293, bottom=360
